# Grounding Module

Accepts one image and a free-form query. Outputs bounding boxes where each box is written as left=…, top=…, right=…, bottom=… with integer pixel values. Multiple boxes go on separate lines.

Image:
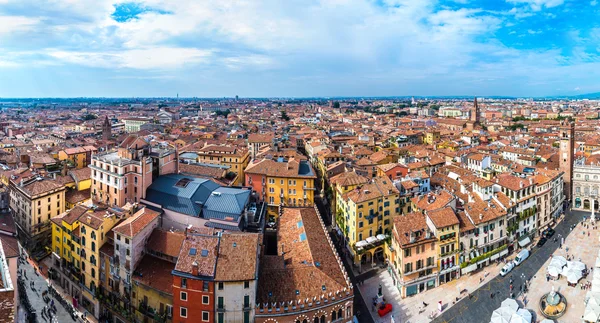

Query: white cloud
left=592, top=0, right=598, bottom=6
left=0, top=16, right=40, bottom=34
left=48, top=47, right=213, bottom=69
left=506, top=0, right=564, bottom=11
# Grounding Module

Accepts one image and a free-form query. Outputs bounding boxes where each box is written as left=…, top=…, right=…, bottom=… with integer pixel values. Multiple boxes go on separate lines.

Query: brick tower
left=102, top=115, right=111, bottom=141
left=559, top=121, right=575, bottom=202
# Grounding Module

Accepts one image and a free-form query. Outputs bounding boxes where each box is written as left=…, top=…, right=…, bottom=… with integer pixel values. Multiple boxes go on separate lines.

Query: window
left=181, top=278, right=187, bottom=288
left=244, top=295, right=250, bottom=307
left=218, top=282, right=224, bottom=290
left=180, top=307, right=187, bottom=318
left=244, top=311, right=250, bottom=323
left=202, top=311, right=209, bottom=322
left=218, top=313, right=224, bottom=323
left=180, top=292, right=187, bottom=301
left=244, top=281, right=250, bottom=289
left=202, top=295, right=209, bottom=304
left=203, top=281, right=209, bottom=291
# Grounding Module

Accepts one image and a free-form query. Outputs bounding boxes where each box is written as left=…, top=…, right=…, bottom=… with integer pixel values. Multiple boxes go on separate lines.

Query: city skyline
left=2, top=0, right=600, bottom=97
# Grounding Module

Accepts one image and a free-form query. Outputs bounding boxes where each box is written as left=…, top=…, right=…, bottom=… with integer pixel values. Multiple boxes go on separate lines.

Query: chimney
left=520, top=181, right=524, bottom=189
left=479, top=214, right=483, bottom=220
left=192, top=261, right=199, bottom=276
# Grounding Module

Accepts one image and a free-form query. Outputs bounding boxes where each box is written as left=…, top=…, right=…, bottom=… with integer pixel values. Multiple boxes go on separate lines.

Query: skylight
left=299, top=233, right=307, bottom=242
left=201, top=249, right=209, bottom=257
left=189, top=248, right=196, bottom=256
left=297, top=220, right=303, bottom=228
left=175, top=178, right=192, bottom=188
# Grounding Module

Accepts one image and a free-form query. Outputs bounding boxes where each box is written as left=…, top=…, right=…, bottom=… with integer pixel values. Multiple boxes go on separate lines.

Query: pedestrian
left=491, top=293, right=494, bottom=299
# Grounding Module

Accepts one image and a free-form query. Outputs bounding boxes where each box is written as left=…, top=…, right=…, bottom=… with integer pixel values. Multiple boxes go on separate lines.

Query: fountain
left=539, top=286, right=567, bottom=319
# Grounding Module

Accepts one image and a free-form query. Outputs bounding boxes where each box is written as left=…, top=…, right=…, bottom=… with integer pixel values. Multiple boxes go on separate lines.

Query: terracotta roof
left=412, top=190, right=455, bottom=212
left=426, top=206, right=459, bottom=228
left=112, top=207, right=160, bottom=237
left=175, top=233, right=219, bottom=277
left=132, top=254, right=175, bottom=295
left=65, top=189, right=90, bottom=205
left=245, top=158, right=316, bottom=178
left=69, top=168, right=91, bottom=182
left=343, top=176, right=399, bottom=204
left=495, top=173, right=535, bottom=191
left=146, top=228, right=185, bottom=258
left=257, top=207, right=350, bottom=304
left=64, top=205, right=88, bottom=225
left=247, top=133, right=274, bottom=143
left=329, top=171, right=369, bottom=187
left=215, top=233, right=260, bottom=281
left=393, top=212, right=436, bottom=247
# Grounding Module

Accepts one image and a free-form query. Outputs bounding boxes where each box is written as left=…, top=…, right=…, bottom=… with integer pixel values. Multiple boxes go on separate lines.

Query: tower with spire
left=471, top=97, right=480, bottom=124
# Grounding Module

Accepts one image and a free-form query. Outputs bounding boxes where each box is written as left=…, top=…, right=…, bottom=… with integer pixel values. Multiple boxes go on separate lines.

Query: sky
left=1, top=0, right=600, bottom=98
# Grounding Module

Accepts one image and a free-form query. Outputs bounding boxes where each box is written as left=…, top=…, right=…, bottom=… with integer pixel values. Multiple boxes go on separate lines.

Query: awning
left=356, top=241, right=368, bottom=248
left=366, top=236, right=378, bottom=244
left=376, top=234, right=387, bottom=241
left=518, top=237, right=531, bottom=247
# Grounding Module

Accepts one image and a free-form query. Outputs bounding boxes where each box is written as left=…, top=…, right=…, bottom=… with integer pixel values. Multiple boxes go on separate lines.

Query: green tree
left=333, top=101, right=340, bottom=109
left=83, top=113, right=97, bottom=120
left=281, top=110, right=290, bottom=121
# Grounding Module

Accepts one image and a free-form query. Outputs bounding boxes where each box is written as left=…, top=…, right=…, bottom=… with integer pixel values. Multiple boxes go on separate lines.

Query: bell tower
left=102, top=115, right=111, bottom=141
left=559, top=121, right=575, bottom=202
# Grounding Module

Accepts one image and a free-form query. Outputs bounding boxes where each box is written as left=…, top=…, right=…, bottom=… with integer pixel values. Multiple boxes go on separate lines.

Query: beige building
left=122, top=117, right=151, bottom=133
left=9, top=170, right=66, bottom=253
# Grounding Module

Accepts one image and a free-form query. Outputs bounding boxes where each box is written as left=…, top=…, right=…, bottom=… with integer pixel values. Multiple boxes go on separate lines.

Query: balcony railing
left=216, top=305, right=226, bottom=312
left=138, top=303, right=167, bottom=323
left=440, top=249, right=459, bottom=257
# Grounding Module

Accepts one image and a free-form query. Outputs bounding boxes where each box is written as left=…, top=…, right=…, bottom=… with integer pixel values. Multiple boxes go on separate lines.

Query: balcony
left=303, top=186, right=316, bottom=191
left=138, top=303, right=167, bottom=323
left=414, top=263, right=437, bottom=273
left=216, top=305, right=226, bottom=313
left=439, top=249, right=459, bottom=258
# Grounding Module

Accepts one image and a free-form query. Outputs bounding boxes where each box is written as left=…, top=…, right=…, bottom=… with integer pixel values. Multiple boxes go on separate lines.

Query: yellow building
left=245, top=158, right=317, bottom=208
left=50, top=204, right=130, bottom=318
left=337, top=176, right=400, bottom=266
left=58, top=146, right=97, bottom=169
left=424, top=207, right=460, bottom=285
left=65, top=168, right=92, bottom=209
left=330, top=171, right=369, bottom=231
left=192, top=144, right=250, bottom=186
left=423, top=131, right=440, bottom=145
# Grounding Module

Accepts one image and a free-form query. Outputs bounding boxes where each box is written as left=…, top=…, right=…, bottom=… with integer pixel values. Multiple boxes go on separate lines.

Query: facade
left=58, top=146, right=98, bottom=169
left=425, top=206, right=460, bottom=285
left=103, top=116, right=112, bottom=141
left=122, top=118, right=151, bottom=133
left=573, top=158, right=600, bottom=212
left=387, top=212, right=438, bottom=298
left=245, top=159, right=317, bottom=207
left=337, top=176, right=400, bottom=266
left=194, top=144, right=250, bottom=186
left=534, top=169, right=565, bottom=233
left=89, top=135, right=177, bottom=207
left=10, top=171, right=66, bottom=252
left=247, top=133, right=274, bottom=158
left=495, top=174, right=538, bottom=241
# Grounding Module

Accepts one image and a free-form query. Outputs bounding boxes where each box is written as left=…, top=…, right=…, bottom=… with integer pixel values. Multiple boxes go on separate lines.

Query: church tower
left=559, top=121, right=575, bottom=202
left=102, top=115, right=111, bottom=141
left=471, top=97, right=480, bottom=124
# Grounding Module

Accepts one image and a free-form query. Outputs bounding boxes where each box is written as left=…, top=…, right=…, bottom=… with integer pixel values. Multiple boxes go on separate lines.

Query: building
left=142, top=174, right=251, bottom=231
left=247, top=133, right=274, bottom=158
left=255, top=207, right=353, bottom=323
left=337, top=176, right=400, bottom=266
left=425, top=206, right=460, bottom=285
left=559, top=121, right=575, bottom=202
left=90, top=135, right=177, bottom=207
left=387, top=212, right=438, bottom=298
left=58, top=146, right=98, bottom=169
left=330, top=171, right=369, bottom=233
left=214, top=233, right=261, bottom=323
left=245, top=158, right=317, bottom=207
left=495, top=174, right=537, bottom=243
left=572, top=157, right=600, bottom=212
left=0, top=237, right=15, bottom=322
left=534, top=169, right=564, bottom=233
left=9, top=170, right=66, bottom=253
left=122, top=117, right=151, bottom=133
left=194, top=144, right=250, bottom=186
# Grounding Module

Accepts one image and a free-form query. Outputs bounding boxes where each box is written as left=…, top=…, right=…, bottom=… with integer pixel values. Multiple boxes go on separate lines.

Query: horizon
left=3, top=1, right=600, bottom=97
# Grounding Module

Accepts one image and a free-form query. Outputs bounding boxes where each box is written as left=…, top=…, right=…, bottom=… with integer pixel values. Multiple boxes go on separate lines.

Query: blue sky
left=1, top=0, right=600, bottom=97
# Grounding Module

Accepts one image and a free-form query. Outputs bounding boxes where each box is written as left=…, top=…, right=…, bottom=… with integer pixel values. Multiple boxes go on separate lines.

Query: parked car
left=500, top=262, right=515, bottom=277
left=544, top=228, right=555, bottom=238
left=513, top=249, right=530, bottom=266
left=537, top=237, right=547, bottom=247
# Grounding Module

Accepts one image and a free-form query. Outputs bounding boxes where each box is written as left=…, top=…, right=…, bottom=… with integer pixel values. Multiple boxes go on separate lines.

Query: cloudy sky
left=0, top=0, right=599, bottom=97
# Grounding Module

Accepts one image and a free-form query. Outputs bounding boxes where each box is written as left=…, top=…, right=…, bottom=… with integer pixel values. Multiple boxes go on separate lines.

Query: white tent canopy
left=501, top=298, right=520, bottom=312
left=508, top=313, right=528, bottom=323
left=491, top=307, right=515, bottom=323
left=595, top=256, right=600, bottom=269
left=547, top=265, right=562, bottom=278
left=567, top=260, right=586, bottom=272
left=552, top=256, right=567, bottom=267
left=515, top=309, right=532, bottom=323
left=583, top=303, right=600, bottom=323
left=565, top=269, right=583, bottom=284
left=539, top=320, right=554, bottom=323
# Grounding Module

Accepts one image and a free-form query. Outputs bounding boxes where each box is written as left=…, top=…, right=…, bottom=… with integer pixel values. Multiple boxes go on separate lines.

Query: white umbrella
left=547, top=265, right=562, bottom=278
left=587, top=292, right=600, bottom=307
left=595, top=256, right=600, bottom=268
left=491, top=307, right=514, bottom=323
left=508, top=313, right=528, bottom=323
left=569, top=261, right=586, bottom=272
left=594, top=270, right=600, bottom=281
left=516, top=309, right=532, bottom=323
left=501, top=298, right=519, bottom=312
left=583, top=303, right=600, bottom=322
left=540, top=320, right=554, bottom=323
left=552, top=256, right=567, bottom=267
left=566, top=269, right=583, bottom=284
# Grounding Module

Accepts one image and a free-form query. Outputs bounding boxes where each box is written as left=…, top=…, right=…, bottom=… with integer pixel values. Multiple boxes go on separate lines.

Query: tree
left=333, top=101, right=340, bottom=109
left=83, top=113, right=97, bottom=120
left=281, top=110, right=290, bottom=121
left=215, top=109, right=231, bottom=117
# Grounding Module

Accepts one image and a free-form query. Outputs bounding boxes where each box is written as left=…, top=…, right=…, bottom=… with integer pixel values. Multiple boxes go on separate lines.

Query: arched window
left=303, top=320, right=307, bottom=323
left=332, top=310, right=337, bottom=321
left=320, top=315, right=325, bottom=323
left=314, top=317, right=319, bottom=323
left=338, top=309, right=343, bottom=319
